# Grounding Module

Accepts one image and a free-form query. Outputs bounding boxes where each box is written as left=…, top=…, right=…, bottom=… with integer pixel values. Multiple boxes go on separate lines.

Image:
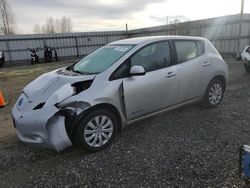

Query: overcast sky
left=8, top=0, right=250, bottom=34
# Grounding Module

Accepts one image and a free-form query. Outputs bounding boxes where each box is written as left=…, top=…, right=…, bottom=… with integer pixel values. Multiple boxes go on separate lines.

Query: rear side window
left=196, top=41, right=205, bottom=56
left=175, top=40, right=203, bottom=64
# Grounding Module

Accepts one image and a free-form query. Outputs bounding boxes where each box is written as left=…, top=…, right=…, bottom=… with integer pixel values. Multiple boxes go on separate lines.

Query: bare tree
left=45, top=17, right=55, bottom=33
left=60, top=16, right=72, bottom=33
left=33, top=24, right=41, bottom=34
left=55, top=18, right=60, bottom=33
left=33, top=16, right=73, bottom=34
left=0, top=0, right=15, bottom=35
left=41, top=25, right=46, bottom=33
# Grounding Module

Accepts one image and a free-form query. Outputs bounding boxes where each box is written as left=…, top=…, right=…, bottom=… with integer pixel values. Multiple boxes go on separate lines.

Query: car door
left=174, top=40, right=206, bottom=103
left=122, top=41, right=178, bottom=121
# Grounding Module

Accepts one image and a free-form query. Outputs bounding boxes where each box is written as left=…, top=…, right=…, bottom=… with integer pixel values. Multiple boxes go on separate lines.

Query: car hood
left=23, top=68, right=96, bottom=102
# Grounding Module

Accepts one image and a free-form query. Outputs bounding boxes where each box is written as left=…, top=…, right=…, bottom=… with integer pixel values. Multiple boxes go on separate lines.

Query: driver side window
left=110, top=41, right=171, bottom=81
left=131, top=41, right=171, bottom=72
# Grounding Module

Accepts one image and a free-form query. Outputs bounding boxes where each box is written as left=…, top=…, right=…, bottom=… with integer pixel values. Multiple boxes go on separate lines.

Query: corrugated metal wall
left=0, top=31, right=127, bottom=62
left=130, top=14, right=250, bottom=55
left=0, top=14, right=250, bottom=63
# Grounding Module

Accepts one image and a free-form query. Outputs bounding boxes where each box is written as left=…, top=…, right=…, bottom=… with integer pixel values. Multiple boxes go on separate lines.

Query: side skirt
left=127, top=98, right=201, bottom=125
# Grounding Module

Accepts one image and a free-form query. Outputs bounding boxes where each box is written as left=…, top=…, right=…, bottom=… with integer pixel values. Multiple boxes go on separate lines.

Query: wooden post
left=237, top=0, right=244, bottom=57
left=6, top=39, right=11, bottom=63
left=75, top=36, right=79, bottom=57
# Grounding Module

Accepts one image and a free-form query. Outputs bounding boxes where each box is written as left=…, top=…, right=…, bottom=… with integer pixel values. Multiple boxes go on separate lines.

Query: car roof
left=109, top=36, right=206, bottom=45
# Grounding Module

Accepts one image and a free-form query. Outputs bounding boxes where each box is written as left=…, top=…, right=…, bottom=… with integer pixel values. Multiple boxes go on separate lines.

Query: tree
left=33, top=24, right=41, bottom=34
left=0, top=0, right=15, bottom=35
left=60, top=16, right=72, bottom=33
left=45, top=17, right=55, bottom=33
left=41, top=25, right=46, bottom=33
left=55, top=18, right=60, bottom=33
left=33, top=16, right=73, bottom=34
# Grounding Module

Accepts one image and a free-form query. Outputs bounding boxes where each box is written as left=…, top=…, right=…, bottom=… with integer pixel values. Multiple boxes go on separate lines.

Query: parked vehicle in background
left=44, top=46, right=58, bottom=63
left=44, top=45, right=53, bottom=63
left=12, top=36, right=229, bottom=152
left=0, top=51, right=5, bottom=67
left=28, top=48, right=39, bottom=65
left=241, top=46, right=250, bottom=72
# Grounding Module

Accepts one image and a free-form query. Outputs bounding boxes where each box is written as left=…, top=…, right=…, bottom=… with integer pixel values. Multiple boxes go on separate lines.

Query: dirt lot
left=0, top=59, right=250, bottom=187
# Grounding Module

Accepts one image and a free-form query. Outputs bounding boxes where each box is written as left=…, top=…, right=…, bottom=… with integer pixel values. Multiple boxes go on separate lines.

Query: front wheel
left=74, top=109, right=118, bottom=152
left=244, top=62, right=250, bottom=73
left=202, top=79, right=225, bottom=108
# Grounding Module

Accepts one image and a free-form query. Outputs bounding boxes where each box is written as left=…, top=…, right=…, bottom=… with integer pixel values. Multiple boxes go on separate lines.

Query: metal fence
left=0, top=31, right=127, bottom=62
left=1, top=14, right=250, bottom=63
left=130, top=14, right=250, bottom=56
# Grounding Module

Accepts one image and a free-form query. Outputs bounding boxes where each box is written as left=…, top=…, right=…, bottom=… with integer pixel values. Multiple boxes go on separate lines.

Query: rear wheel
left=202, top=79, right=225, bottom=108
left=31, top=58, right=34, bottom=65
left=74, top=109, right=118, bottom=152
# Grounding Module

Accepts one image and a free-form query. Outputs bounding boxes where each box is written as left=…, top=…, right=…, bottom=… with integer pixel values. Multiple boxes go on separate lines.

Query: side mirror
left=129, top=66, right=146, bottom=76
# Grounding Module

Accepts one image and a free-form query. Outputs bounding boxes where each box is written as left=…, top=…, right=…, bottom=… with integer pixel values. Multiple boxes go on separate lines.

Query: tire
left=202, top=79, right=225, bottom=108
left=74, top=109, right=118, bottom=152
left=244, top=62, right=250, bottom=73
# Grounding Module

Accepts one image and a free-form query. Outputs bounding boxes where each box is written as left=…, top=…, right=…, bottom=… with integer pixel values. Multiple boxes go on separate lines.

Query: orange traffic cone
left=0, top=91, right=6, bottom=108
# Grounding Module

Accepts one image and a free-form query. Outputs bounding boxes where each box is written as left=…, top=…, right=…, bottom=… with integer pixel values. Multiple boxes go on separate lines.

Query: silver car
left=241, top=45, right=250, bottom=72
left=12, top=36, right=229, bottom=152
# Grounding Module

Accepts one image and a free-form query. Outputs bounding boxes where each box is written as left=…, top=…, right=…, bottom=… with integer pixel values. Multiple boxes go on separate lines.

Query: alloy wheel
left=84, top=115, right=113, bottom=148
left=208, top=83, right=222, bottom=105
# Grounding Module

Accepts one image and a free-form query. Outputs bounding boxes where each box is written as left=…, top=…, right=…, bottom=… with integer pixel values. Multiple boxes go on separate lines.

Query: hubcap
left=84, top=115, right=113, bottom=148
left=208, top=83, right=223, bottom=105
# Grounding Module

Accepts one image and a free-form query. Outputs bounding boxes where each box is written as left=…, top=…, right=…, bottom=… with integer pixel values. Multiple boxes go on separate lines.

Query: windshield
left=72, top=45, right=134, bottom=74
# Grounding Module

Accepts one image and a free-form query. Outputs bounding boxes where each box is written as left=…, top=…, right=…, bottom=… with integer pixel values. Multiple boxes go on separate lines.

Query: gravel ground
left=0, top=59, right=250, bottom=187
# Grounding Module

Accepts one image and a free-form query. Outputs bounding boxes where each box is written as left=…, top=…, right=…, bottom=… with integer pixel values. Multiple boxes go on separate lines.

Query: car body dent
left=12, top=69, right=96, bottom=151
left=12, top=67, right=127, bottom=151
left=46, top=114, right=72, bottom=151
left=61, top=77, right=127, bottom=125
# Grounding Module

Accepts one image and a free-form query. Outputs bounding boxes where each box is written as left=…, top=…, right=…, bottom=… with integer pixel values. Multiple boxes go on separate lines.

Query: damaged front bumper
left=12, top=99, right=72, bottom=151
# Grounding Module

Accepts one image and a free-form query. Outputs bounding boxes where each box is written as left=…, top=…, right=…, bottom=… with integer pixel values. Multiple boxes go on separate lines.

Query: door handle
left=165, top=72, right=176, bottom=78
left=203, top=62, right=211, bottom=67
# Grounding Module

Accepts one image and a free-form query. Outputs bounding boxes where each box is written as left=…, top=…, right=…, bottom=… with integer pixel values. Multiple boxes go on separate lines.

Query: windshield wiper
left=73, top=69, right=84, bottom=74
left=69, top=65, right=98, bottom=75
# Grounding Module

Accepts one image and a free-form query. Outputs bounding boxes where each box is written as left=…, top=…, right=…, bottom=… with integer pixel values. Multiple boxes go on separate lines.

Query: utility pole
left=166, top=16, right=169, bottom=25
left=237, top=0, right=244, bottom=57
left=125, top=23, right=129, bottom=38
